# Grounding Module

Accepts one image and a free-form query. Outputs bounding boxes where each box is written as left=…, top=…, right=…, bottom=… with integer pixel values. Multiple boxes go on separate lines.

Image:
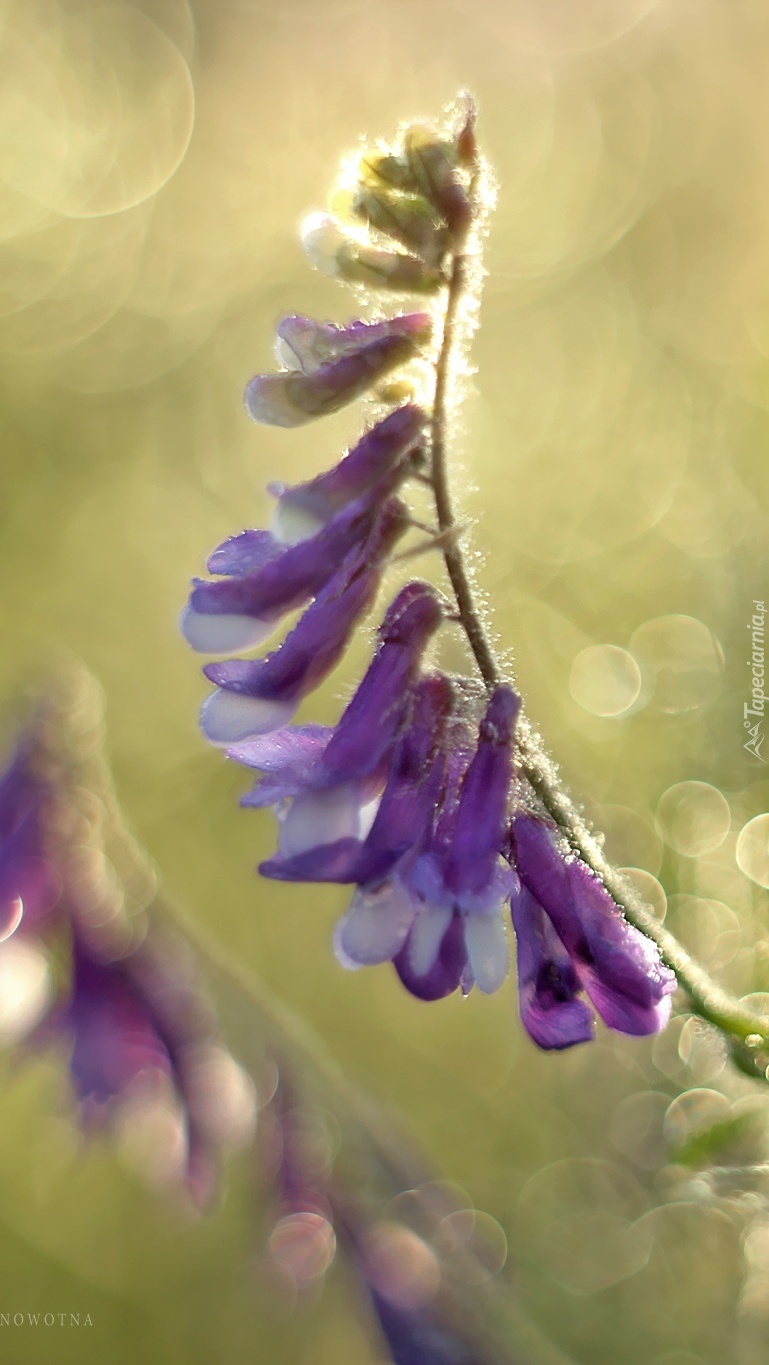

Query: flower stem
left=427, top=142, right=769, bottom=1071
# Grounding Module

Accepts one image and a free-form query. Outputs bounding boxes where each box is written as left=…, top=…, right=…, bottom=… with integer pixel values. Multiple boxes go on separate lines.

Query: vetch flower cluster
left=183, top=100, right=675, bottom=1049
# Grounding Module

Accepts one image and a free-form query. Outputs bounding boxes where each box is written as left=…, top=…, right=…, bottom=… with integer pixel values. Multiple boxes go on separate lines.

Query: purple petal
left=444, top=686, right=519, bottom=905
left=566, top=860, right=675, bottom=1036
left=207, top=529, right=283, bottom=578
left=511, top=884, right=594, bottom=1050
left=229, top=725, right=333, bottom=806
left=269, top=404, right=425, bottom=535
left=276, top=313, right=432, bottom=375
left=201, top=503, right=406, bottom=742
left=320, top=582, right=445, bottom=784
left=185, top=499, right=381, bottom=653
left=245, top=332, right=429, bottom=427
left=367, top=1287, right=480, bottom=1365
left=260, top=837, right=364, bottom=883
left=394, top=911, right=467, bottom=1001
left=511, top=815, right=675, bottom=1038
left=0, top=806, right=60, bottom=930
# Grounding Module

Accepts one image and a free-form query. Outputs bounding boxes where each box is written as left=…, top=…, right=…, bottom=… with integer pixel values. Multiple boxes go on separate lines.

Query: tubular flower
left=200, top=500, right=409, bottom=745
left=336, top=685, right=518, bottom=1000
left=509, top=814, right=675, bottom=1044
left=267, top=402, right=425, bottom=545
left=245, top=313, right=432, bottom=427
left=228, top=583, right=446, bottom=882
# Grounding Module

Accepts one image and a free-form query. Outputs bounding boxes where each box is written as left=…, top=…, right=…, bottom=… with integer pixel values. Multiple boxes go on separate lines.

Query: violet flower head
left=56, top=928, right=246, bottom=1208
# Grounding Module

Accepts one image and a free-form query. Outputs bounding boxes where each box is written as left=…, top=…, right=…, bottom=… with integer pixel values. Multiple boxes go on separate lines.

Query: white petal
left=300, top=212, right=346, bottom=277
left=244, top=374, right=310, bottom=428
left=332, top=918, right=364, bottom=972
left=337, top=882, right=416, bottom=965
left=278, top=784, right=362, bottom=858
left=180, top=605, right=276, bottom=655
left=200, top=690, right=297, bottom=745
left=407, top=903, right=452, bottom=976
left=270, top=497, right=327, bottom=547
left=463, top=912, right=509, bottom=995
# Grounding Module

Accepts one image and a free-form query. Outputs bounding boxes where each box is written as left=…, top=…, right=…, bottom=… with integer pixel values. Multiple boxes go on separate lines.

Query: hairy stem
left=428, top=151, right=769, bottom=1070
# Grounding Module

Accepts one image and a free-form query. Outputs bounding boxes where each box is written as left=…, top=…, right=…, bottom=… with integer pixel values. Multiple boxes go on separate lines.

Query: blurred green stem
left=428, top=120, right=769, bottom=1080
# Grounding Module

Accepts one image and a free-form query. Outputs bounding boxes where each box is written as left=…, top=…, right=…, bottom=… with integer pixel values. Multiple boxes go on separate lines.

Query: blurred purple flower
left=0, top=693, right=253, bottom=1205
left=0, top=728, right=62, bottom=939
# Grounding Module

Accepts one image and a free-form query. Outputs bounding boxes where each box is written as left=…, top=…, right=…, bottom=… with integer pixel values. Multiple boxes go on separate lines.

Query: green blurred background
left=2, top=0, right=769, bottom=1360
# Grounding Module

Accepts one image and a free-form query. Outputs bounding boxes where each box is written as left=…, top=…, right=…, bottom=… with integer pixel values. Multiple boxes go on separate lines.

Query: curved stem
left=428, top=162, right=769, bottom=1069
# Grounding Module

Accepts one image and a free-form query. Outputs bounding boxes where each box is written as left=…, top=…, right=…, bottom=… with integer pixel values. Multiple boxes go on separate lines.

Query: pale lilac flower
left=48, top=928, right=226, bottom=1208
left=245, top=314, right=432, bottom=427
left=275, top=313, right=431, bottom=374
left=510, top=814, right=675, bottom=1040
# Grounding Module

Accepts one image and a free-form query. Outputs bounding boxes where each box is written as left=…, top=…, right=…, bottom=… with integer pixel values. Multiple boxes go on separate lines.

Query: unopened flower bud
left=300, top=213, right=443, bottom=293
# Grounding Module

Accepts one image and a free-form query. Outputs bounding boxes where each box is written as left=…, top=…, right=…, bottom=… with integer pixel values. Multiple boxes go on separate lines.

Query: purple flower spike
left=245, top=321, right=431, bottom=428
left=201, top=501, right=408, bottom=745
left=276, top=313, right=432, bottom=375
left=268, top=403, right=425, bottom=545
left=511, top=814, right=675, bottom=1038
left=510, top=883, right=595, bottom=1050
